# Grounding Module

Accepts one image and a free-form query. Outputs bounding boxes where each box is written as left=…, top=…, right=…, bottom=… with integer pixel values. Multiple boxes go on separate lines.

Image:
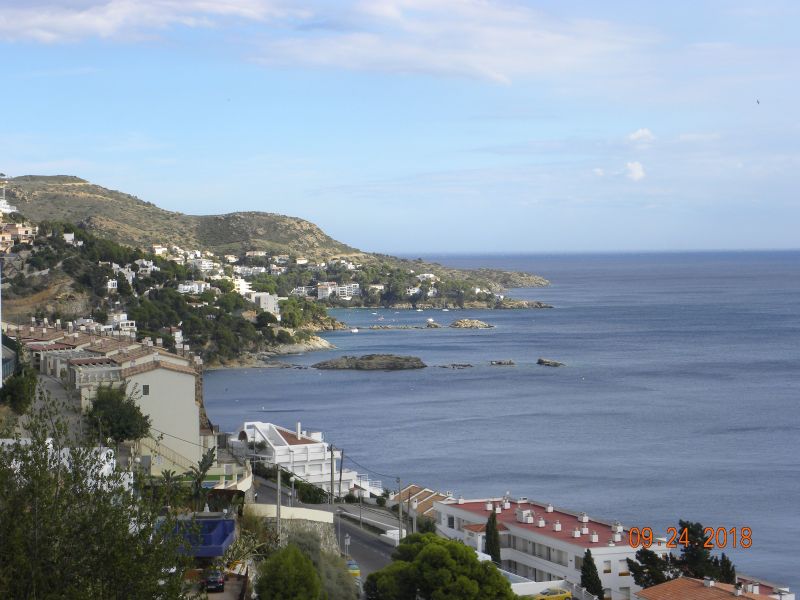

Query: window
left=142, top=384, right=150, bottom=396
left=603, top=560, right=612, bottom=574
left=603, top=589, right=612, bottom=600
left=619, top=587, right=631, bottom=600
left=619, top=559, right=630, bottom=576
left=447, top=515, right=455, bottom=529
left=575, top=555, right=583, bottom=571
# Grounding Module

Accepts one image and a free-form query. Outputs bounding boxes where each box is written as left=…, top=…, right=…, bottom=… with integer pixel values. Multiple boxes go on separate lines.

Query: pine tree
left=485, top=510, right=502, bottom=564
left=581, top=549, right=605, bottom=599
left=716, top=552, right=736, bottom=584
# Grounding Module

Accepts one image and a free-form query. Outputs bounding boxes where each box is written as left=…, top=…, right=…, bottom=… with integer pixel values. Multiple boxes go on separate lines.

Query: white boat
left=350, top=328, right=359, bottom=333
left=416, top=309, right=423, bottom=312
left=442, top=308, right=450, bottom=312
left=426, top=318, right=435, bottom=323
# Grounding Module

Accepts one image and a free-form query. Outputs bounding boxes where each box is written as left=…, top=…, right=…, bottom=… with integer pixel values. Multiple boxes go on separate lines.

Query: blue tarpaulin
left=176, top=518, right=236, bottom=558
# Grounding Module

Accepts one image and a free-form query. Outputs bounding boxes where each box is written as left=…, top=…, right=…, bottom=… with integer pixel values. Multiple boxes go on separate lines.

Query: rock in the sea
left=494, top=298, right=554, bottom=309
left=537, top=357, right=565, bottom=367
left=312, top=354, right=427, bottom=370
left=426, top=321, right=442, bottom=328
left=450, top=319, right=493, bottom=329
left=490, top=360, right=515, bottom=366
left=438, top=363, right=473, bottom=369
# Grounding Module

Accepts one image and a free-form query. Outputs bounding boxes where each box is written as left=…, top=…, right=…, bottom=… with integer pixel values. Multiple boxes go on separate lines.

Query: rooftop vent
left=515, top=508, right=533, bottom=524
left=457, top=496, right=464, bottom=505
left=579, top=512, right=589, bottom=523
left=612, top=521, right=623, bottom=533
left=704, top=578, right=716, bottom=588
left=503, top=500, right=511, bottom=510
left=546, top=503, right=554, bottom=513
left=495, top=505, right=502, bottom=514
left=590, top=531, right=599, bottom=543
left=516, top=496, right=528, bottom=504
left=485, top=502, right=493, bottom=511
left=581, top=524, right=590, bottom=535
left=553, top=520, right=561, bottom=532
left=572, top=528, right=581, bottom=538
left=537, top=516, right=546, bottom=528
left=613, top=532, right=622, bottom=542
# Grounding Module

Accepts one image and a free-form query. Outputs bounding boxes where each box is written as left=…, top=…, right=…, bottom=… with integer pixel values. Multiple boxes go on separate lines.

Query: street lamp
left=344, top=533, right=351, bottom=557
left=336, top=508, right=343, bottom=553
left=289, top=475, right=295, bottom=507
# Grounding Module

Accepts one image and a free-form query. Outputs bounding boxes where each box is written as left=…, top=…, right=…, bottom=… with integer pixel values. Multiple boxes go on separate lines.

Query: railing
left=139, top=436, right=196, bottom=472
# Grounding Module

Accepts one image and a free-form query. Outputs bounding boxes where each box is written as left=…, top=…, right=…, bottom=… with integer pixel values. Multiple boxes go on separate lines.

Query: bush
left=0, top=366, right=38, bottom=414
left=256, top=544, right=321, bottom=600
left=276, top=329, right=294, bottom=344
left=376, top=496, right=386, bottom=507
left=344, top=492, right=357, bottom=504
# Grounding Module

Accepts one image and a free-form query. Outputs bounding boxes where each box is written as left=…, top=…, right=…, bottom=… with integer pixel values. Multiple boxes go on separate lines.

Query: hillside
left=6, top=175, right=548, bottom=289
left=7, top=176, right=358, bottom=258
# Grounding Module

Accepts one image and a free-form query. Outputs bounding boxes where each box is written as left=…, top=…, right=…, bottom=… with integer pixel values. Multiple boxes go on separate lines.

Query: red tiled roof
left=27, top=343, right=73, bottom=351
left=69, top=357, right=117, bottom=366
left=275, top=426, right=318, bottom=446
left=121, top=360, right=197, bottom=378
left=636, top=578, right=762, bottom=600
left=449, top=499, right=632, bottom=549
left=463, top=522, right=509, bottom=533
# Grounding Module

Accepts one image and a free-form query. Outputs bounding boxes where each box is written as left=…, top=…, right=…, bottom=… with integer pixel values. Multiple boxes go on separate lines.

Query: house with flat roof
left=435, top=495, right=641, bottom=600
left=635, top=577, right=793, bottom=600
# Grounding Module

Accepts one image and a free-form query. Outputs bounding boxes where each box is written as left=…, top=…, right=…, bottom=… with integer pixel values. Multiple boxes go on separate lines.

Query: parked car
left=203, top=570, right=225, bottom=593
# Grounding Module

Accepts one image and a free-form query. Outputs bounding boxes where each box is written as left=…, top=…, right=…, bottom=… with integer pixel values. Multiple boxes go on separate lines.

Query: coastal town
left=0, top=187, right=795, bottom=600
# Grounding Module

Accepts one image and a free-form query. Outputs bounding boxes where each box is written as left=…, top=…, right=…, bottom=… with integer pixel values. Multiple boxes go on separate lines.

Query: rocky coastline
left=312, top=354, right=427, bottom=370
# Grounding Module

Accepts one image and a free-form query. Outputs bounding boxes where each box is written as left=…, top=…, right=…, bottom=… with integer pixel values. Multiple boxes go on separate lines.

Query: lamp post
left=344, top=533, right=351, bottom=558
left=337, top=508, right=342, bottom=554
left=289, top=475, right=295, bottom=507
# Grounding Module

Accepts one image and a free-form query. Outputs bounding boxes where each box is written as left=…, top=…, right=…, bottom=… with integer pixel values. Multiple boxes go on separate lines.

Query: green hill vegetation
left=6, top=175, right=549, bottom=290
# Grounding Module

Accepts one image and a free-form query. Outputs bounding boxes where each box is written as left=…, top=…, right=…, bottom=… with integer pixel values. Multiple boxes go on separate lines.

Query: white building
left=245, top=292, right=280, bottom=317
left=152, top=245, right=168, bottom=256
left=245, top=250, right=267, bottom=257
left=435, top=495, right=641, bottom=600
left=189, top=258, right=215, bottom=272
left=106, top=278, right=118, bottom=291
left=134, top=259, right=160, bottom=277
left=233, top=277, right=252, bottom=296
left=177, top=280, right=211, bottom=294
left=317, top=282, right=338, bottom=300
left=336, top=283, right=360, bottom=299
left=109, top=312, right=136, bottom=332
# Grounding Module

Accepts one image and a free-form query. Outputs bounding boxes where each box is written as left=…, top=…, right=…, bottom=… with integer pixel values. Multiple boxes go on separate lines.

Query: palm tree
left=160, top=469, right=179, bottom=509
left=187, top=447, right=216, bottom=512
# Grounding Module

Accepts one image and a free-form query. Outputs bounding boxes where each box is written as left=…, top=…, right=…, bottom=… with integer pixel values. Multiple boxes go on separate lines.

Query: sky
left=1, top=1, right=799, bottom=253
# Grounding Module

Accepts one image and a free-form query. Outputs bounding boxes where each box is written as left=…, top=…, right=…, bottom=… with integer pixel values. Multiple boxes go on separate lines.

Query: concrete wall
left=128, top=369, right=201, bottom=466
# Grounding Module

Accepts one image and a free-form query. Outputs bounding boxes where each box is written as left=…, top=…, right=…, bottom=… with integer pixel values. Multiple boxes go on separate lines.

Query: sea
left=204, top=251, right=800, bottom=589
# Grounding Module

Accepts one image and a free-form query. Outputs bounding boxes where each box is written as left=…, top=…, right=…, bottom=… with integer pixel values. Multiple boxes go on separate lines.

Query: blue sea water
left=204, top=251, right=800, bottom=588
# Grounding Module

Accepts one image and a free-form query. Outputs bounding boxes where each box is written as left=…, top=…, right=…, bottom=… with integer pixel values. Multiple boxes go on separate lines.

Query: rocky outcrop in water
left=493, top=299, right=554, bottom=309
left=450, top=319, right=493, bottom=329
left=312, top=354, right=427, bottom=370
left=490, top=360, right=515, bottom=366
left=537, top=358, right=565, bottom=367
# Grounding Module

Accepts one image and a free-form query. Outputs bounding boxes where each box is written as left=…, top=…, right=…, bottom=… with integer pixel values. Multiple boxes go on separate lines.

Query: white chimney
left=457, top=496, right=464, bottom=505
left=591, top=531, right=599, bottom=543
left=503, top=500, right=511, bottom=510
left=495, top=505, right=502, bottom=514
left=751, top=584, right=759, bottom=594
left=612, top=521, right=623, bottom=533
left=553, top=520, right=561, bottom=532
left=704, top=577, right=715, bottom=588
left=546, top=503, right=554, bottom=513
left=485, top=502, right=493, bottom=511
left=296, top=421, right=301, bottom=439
left=613, top=532, right=622, bottom=542
left=537, top=516, right=546, bottom=528
left=572, top=528, right=581, bottom=538
left=579, top=512, right=589, bottom=523
left=581, top=524, right=590, bottom=535
left=734, top=589, right=743, bottom=597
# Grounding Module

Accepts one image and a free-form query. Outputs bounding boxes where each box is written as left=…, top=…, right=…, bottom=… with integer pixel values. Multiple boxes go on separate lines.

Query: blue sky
left=1, top=1, right=798, bottom=253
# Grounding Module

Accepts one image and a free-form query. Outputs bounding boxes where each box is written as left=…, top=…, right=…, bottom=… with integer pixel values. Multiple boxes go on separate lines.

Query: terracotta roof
left=446, top=499, right=632, bottom=549
left=463, top=522, right=509, bottom=533
left=395, top=485, right=423, bottom=502
left=275, top=426, right=319, bottom=446
left=636, top=578, right=762, bottom=600
left=121, top=360, right=197, bottom=378
left=108, top=347, right=159, bottom=364
left=27, top=343, right=73, bottom=351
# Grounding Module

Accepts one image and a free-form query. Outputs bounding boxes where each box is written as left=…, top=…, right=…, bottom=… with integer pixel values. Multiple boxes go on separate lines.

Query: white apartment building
left=189, top=258, right=215, bottom=272
left=435, top=496, right=641, bottom=600
left=233, top=277, right=252, bottom=295
left=317, top=282, right=338, bottom=300
left=245, top=292, right=280, bottom=317
left=336, top=283, right=360, bottom=299
left=235, top=421, right=383, bottom=498
left=177, top=280, right=211, bottom=294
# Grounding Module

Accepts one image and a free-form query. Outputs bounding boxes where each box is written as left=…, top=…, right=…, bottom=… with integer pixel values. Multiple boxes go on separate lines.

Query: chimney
left=613, top=532, right=622, bottom=542
left=457, top=496, right=464, bottom=505
left=581, top=524, right=590, bottom=535
left=704, top=578, right=715, bottom=587
left=591, top=531, right=599, bottom=543
left=546, top=503, right=554, bottom=513
left=503, top=499, right=511, bottom=510
left=751, top=584, right=759, bottom=594
left=734, top=589, right=743, bottom=597
left=572, top=527, right=581, bottom=538
left=495, top=505, right=502, bottom=514
left=537, top=516, right=546, bottom=528
left=296, top=421, right=301, bottom=439
left=579, top=512, right=589, bottom=523
left=485, top=502, right=493, bottom=511
left=553, top=520, right=561, bottom=532
left=612, top=521, right=623, bottom=533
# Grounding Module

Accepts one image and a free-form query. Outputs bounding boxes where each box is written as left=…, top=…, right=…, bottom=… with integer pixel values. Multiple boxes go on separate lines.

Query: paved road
left=335, top=514, right=394, bottom=578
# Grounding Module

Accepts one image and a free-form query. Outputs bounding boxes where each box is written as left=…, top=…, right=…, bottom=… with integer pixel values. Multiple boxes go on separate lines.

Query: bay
left=204, top=251, right=800, bottom=588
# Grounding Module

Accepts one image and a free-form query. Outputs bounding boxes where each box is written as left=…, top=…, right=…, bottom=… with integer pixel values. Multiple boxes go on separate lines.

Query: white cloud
left=626, top=161, right=646, bottom=181
left=628, top=128, right=655, bottom=143
left=592, top=168, right=605, bottom=177
left=0, top=1, right=648, bottom=83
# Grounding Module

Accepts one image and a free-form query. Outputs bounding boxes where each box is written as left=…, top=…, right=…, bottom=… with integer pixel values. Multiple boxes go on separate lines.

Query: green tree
left=256, top=543, right=322, bottom=600
left=288, top=529, right=358, bottom=600
left=86, top=384, right=151, bottom=447
left=0, top=365, right=38, bottom=414
left=714, top=552, right=736, bottom=584
left=627, top=548, right=676, bottom=589
left=0, top=395, right=192, bottom=598
left=365, top=533, right=516, bottom=600
left=580, top=549, right=604, bottom=599
left=485, top=510, right=501, bottom=564
left=187, top=446, right=216, bottom=511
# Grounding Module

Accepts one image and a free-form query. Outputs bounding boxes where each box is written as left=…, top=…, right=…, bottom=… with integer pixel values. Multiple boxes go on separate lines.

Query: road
left=252, top=477, right=394, bottom=577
